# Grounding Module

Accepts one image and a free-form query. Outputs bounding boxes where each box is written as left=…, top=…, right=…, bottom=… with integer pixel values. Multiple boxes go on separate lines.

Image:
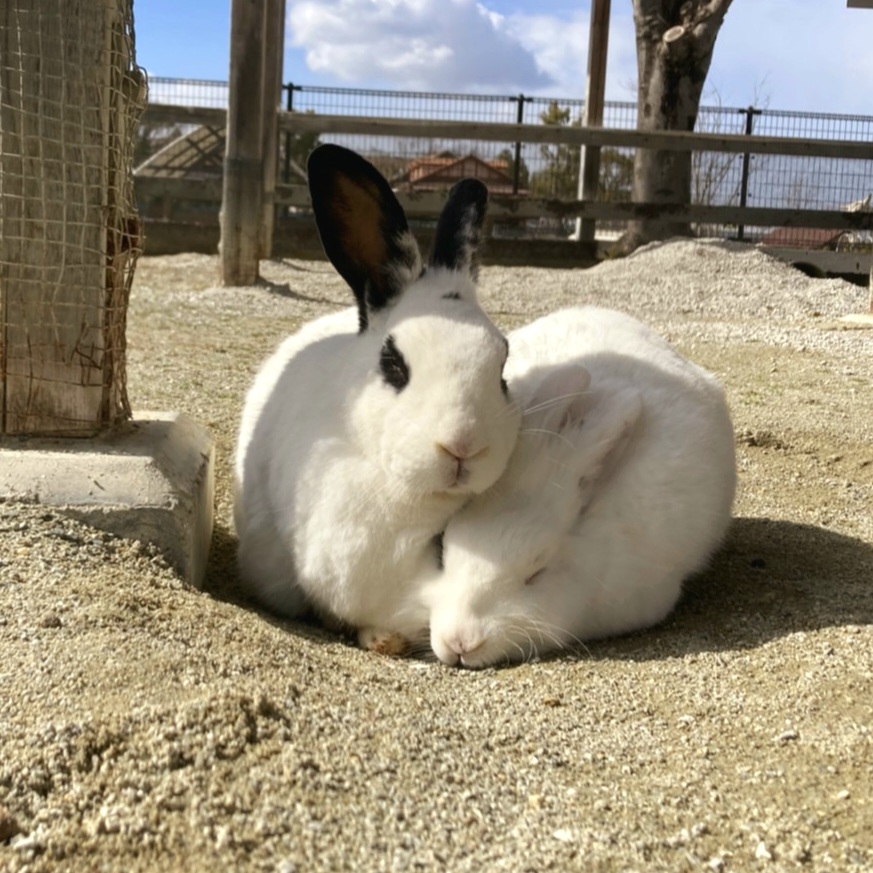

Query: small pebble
left=755, top=841, right=773, bottom=861
left=0, top=805, right=22, bottom=842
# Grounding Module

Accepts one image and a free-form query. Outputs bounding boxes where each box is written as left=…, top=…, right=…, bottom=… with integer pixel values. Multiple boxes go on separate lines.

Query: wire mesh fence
left=0, top=0, right=146, bottom=435
left=142, top=77, right=873, bottom=244
left=747, top=109, right=873, bottom=213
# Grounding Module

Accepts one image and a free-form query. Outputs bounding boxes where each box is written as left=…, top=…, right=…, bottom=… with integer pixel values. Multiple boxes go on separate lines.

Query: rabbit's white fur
left=425, top=306, right=737, bottom=668
left=233, top=146, right=521, bottom=635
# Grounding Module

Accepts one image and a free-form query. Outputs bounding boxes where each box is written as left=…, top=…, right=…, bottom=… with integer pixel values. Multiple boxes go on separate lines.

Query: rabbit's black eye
left=380, top=335, right=410, bottom=391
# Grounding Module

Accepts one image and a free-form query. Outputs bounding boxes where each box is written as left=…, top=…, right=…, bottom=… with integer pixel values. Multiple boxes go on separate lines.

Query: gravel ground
left=1, top=239, right=872, bottom=872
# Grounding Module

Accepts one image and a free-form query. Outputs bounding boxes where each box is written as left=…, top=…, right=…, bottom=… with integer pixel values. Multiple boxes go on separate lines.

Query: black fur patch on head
left=379, top=335, right=410, bottom=391
left=365, top=234, right=421, bottom=315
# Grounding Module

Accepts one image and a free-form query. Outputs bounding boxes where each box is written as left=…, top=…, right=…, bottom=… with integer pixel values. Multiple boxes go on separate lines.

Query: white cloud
left=707, top=1, right=873, bottom=114
left=286, top=0, right=873, bottom=115
left=504, top=6, right=637, bottom=100
left=288, top=0, right=553, bottom=91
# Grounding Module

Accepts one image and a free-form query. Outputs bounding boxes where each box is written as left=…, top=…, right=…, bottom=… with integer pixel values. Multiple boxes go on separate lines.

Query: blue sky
left=135, top=0, right=873, bottom=115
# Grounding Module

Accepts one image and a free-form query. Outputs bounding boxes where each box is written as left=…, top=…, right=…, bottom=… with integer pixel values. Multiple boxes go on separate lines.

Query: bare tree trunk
left=613, top=0, right=733, bottom=256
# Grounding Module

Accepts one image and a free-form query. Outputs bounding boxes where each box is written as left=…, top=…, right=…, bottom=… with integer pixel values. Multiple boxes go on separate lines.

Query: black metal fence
left=142, top=77, right=873, bottom=243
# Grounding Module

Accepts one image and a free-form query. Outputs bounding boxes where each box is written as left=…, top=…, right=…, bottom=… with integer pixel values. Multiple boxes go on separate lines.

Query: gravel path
left=1, top=239, right=871, bottom=872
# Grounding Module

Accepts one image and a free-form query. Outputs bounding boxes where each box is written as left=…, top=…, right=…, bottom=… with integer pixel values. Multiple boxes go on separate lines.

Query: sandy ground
left=1, top=239, right=871, bottom=872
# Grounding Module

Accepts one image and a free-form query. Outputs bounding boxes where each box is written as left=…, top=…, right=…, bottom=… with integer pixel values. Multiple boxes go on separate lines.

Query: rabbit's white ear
left=571, top=387, right=643, bottom=510
left=525, top=365, right=593, bottom=431
left=307, top=144, right=422, bottom=330
left=429, top=178, right=488, bottom=280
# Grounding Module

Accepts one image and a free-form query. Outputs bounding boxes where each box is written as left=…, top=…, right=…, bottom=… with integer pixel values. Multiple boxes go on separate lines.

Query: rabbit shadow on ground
left=206, top=521, right=346, bottom=646
left=582, top=516, right=873, bottom=664
left=205, top=516, right=873, bottom=664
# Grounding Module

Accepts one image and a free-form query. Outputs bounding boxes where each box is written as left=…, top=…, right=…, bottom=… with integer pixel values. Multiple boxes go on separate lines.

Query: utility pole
left=575, top=0, right=611, bottom=246
left=221, top=0, right=283, bottom=285
left=846, top=0, right=873, bottom=316
left=259, top=0, right=286, bottom=260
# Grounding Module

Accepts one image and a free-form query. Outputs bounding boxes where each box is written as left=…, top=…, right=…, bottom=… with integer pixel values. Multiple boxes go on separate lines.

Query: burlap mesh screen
left=0, top=0, right=146, bottom=436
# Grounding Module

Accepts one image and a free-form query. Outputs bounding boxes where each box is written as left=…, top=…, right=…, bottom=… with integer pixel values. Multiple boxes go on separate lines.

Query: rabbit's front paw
left=358, top=627, right=410, bottom=657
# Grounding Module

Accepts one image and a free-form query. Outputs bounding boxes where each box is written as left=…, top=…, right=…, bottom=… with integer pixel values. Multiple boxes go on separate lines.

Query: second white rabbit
left=424, top=305, right=737, bottom=668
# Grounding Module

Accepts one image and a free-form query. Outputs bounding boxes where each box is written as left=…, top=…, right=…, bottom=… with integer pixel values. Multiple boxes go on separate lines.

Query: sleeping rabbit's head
left=425, top=366, right=643, bottom=668
left=308, top=145, right=521, bottom=498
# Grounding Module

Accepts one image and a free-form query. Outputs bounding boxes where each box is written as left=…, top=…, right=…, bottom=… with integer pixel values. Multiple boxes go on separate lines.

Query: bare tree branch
left=616, top=0, right=735, bottom=255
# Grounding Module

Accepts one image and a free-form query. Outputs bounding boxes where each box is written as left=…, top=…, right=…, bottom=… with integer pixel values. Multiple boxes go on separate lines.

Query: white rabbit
left=233, top=145, right=521, bottom=641
left=425, top=306, right=737, bottom=668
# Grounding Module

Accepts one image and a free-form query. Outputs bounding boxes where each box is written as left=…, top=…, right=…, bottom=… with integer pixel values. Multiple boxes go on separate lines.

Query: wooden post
left=846, top=0, right=873, bottom=314
left=220, top=0, right=267, bottom=286
left=575, top=0, right=611, bottom=244
left=0, top=0, right=133, bottom=435
left=259, top=0, right=286, bottom=260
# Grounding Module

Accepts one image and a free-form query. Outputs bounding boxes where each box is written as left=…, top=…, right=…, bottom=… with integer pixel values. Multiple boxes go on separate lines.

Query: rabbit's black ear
left=307, top=145, right=422, bottom=331
left=429, top=178, right=488, bottom=279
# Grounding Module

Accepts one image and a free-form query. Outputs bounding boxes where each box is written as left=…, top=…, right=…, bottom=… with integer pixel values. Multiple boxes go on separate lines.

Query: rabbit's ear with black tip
left=307, top=144, right=422, bottom=331
left=429, top=178, right=488, bottom=280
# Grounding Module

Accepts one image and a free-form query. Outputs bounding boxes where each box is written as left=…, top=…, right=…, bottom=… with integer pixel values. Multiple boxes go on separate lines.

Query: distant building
left=397, top=152, right=519, bottom=195
left=136, top=125, right=225, bottom=180
left=135, top=125, right=225, bottom=221
left=759, top=193, right=871, bottom=249
left=759, top=227, right=850, bottom=249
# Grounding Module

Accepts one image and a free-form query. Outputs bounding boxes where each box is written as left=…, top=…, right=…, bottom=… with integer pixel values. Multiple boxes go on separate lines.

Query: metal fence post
left=511, top=94, right=526, bottom=195
left=737, top=105, right=762, bottom=241
left=283, top=82, right=295, bottom=184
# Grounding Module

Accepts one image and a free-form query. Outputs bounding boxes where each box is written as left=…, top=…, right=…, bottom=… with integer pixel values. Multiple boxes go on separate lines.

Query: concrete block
left=0, top=412, right=215, bottom=588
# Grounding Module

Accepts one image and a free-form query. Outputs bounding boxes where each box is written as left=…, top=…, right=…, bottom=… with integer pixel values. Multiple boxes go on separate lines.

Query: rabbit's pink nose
left=436, top=440, right=488, bottom=462
left=445, top=630, right=485, bottom=658
left=432, top=624, right=487, bottom=666
left=437, top=439, right=489, bottom=489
